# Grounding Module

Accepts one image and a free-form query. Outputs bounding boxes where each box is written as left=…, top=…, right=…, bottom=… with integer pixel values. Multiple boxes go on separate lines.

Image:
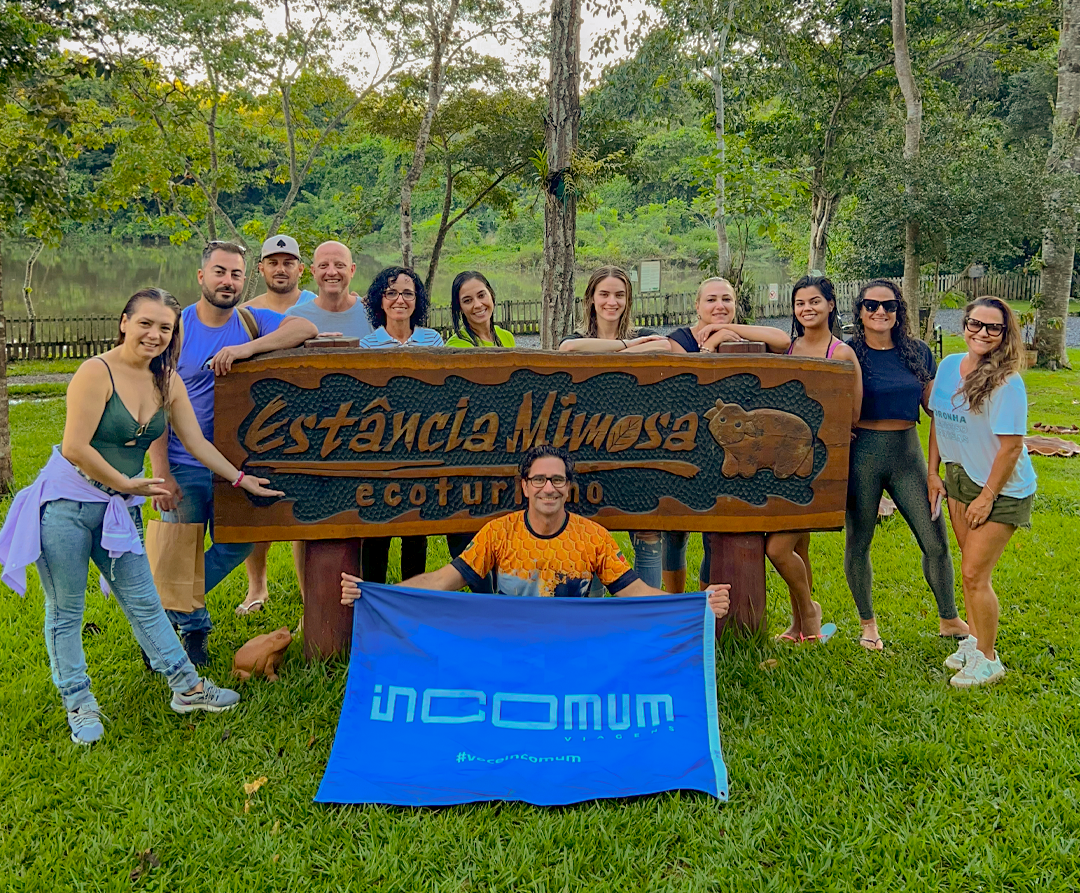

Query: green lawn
left=2, top=353, right=1079, bottom=891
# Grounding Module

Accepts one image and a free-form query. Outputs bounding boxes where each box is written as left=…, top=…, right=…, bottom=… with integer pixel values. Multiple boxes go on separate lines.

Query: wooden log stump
left=706, top=532, right=767, bottom=639
left=302, top=538, right=360, bottom=660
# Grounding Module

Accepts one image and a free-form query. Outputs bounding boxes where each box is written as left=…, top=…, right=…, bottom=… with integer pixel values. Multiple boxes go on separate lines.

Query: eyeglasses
left=526, top=474, right=568, bottom=488
left=384, top=289, right=416, bottom=302
left=862, top=299, right=898, bottom=314
left=205, top=240, right=247, bottom=256
left=964, top=318, right=1005, bottom=336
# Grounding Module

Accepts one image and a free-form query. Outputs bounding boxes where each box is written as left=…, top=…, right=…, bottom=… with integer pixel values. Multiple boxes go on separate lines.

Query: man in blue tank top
left=147, top=241, right=317, bottom=666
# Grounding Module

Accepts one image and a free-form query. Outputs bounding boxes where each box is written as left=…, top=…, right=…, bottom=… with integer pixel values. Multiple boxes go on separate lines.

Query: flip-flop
left=773, top=632, right=800, bottom=644
left=938, top=632, right=969, bottom=641
left=800, top=622, right=837, bottom=645
left=235, top=599, right=265, bottom=617
left=859, top=635, right=884, bottom=652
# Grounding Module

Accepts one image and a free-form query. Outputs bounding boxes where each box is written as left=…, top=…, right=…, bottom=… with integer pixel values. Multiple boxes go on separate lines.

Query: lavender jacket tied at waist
left=0, top=446, right=145, bottom=595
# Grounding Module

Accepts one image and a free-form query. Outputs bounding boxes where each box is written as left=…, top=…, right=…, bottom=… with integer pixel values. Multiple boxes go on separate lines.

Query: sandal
left=859, top=635, right=884, bottom=652
left=235, top=598, right=266, bottom=617
left=773, top=632, right=800, bottom=644
left=800, top=622, right=836, bottom=645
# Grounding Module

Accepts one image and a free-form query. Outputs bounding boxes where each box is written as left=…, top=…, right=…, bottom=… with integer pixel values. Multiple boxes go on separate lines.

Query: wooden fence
left=4, top=315, right=117, bottom=361
left=3, top=271, right=1042, bottom=359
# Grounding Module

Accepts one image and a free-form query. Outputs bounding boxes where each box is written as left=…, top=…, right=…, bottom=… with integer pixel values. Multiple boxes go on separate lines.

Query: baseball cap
left=260, top=235, right=302, bottom=260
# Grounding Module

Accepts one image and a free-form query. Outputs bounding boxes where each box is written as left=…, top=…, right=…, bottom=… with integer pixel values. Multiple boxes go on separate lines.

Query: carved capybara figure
left=232, top=627, right=292, bottom=682
left=705, top=401, right=815, bottom=479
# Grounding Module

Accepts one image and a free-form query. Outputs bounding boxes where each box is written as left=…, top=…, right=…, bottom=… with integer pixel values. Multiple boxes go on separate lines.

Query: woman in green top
left=445, top=271, right=516, bottom=348
left=443, top=271, right=513, bottom=590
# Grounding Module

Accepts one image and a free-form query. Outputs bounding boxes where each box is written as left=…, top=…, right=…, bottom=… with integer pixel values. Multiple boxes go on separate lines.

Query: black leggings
left=362, top=537, right=428, bottom=584
left=843, top=427, right=957, bottom=621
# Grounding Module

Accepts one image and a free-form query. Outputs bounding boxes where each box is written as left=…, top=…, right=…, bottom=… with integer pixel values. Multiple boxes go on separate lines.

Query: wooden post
left=302, top=538, right=361, bottom=660
left=706, top=532, right=767, bottom=639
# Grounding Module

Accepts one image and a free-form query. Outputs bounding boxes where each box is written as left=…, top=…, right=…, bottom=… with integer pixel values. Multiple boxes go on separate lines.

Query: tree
left=892, top=0, right=922, bottom=335
left=396, top=0, right=538, bottom=271
left=541, top=0, right=582, bottom=349
left=1035, top=0, right=1080, bottom=369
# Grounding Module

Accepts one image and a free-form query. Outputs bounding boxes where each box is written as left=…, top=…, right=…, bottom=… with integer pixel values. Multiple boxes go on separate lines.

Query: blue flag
left=315, top=584, right=728, bottom=807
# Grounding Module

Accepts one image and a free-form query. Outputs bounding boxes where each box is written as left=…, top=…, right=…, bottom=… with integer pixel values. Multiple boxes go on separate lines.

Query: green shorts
left=944, top=463, right=1033, bottom=529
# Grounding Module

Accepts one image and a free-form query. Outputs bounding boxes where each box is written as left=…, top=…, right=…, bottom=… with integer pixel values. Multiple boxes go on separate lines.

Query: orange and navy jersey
left=451, top=511, right=638, bottom=598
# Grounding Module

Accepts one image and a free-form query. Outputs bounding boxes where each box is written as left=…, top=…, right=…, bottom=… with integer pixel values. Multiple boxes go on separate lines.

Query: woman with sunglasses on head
left=845, top=279, right=966, bottom=651
left=0, top=288, right=284, bottom=744
left=445, top=271, right=516, bottom=348
left=769, top=275, right=862, bottom=643
left=357, top=267, right=444, bottom=585
left=442, top=271, right=515, bottom=591
left=664, top=277, right=791, bottom=593
left=558, top=267, right=669, bottom=592
left=928, top=299, right=1035, bottom=687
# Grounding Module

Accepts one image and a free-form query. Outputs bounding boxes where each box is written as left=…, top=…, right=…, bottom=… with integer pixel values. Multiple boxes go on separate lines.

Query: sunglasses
left=862, top=299, right=898, bottom=314
left=205, top=239, right=247, bottom=256
left=963, top=318, right=1006, bottom=337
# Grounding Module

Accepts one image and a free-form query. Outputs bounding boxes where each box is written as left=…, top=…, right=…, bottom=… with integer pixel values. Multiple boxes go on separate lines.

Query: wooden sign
left=212, top=349, right=855, bottom=543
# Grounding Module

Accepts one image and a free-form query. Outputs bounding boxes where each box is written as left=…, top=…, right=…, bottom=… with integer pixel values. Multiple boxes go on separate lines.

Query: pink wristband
left=232, top=470, right=245, bottom=488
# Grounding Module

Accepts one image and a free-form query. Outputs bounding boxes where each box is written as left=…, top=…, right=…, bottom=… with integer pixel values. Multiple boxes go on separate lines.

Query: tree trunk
left=708, top=0, right=736, bottom=277
left=924, top=260, right=942, bottom=340
left=1036, top=0, right=1080, bottom=370
left=0, top=242, right=13, bottom=494
left=23, top=239, right=43, bottom=351
left=541, top=0, right=581, bottom=349
left=892, top=0, right=923, bottom=338
left=425, top=150, right=456, bottom=293
left=807, top=189, right=838, bottom=273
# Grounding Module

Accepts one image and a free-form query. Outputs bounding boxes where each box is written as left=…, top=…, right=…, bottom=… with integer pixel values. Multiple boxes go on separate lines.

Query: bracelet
left=232, top=470, right=245, bottom=488
left=620, top=339, right=628, bottom=349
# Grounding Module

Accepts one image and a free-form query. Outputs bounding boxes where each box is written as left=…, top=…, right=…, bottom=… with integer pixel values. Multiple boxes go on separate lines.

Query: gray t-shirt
left=286, top=298, right=373, bottom=340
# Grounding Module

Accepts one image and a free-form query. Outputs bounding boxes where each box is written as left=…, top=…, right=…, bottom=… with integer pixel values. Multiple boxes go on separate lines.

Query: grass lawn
left=2, top=351, right=1080, bottom=891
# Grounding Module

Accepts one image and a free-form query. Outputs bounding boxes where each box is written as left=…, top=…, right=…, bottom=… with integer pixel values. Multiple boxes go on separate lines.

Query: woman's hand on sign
left=123, top=477, right=171, bottom=498
left=239, top=475, right=284, bottom=499
left=341, top=572, right=364, bottom=605
left=705, top=584, right=731, bottom=619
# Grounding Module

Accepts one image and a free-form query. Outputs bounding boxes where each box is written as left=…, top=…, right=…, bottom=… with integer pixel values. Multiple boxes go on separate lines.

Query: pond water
left=2, top=242, right=707, bottom=319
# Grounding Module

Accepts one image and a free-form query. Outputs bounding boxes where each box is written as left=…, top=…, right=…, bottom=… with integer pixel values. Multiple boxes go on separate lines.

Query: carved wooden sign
left=212, top=349, right=855, bottom=543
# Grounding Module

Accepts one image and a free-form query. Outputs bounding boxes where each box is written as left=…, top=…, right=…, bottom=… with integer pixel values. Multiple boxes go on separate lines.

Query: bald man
left=237, top=241, right=376, bottom=617
left=284, top=241, right=373, bottom=340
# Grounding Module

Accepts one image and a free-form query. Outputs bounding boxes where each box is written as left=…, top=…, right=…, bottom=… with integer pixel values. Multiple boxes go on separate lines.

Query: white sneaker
left=949, top=650, right=1006, bottom=688
left=944, top=636, right=977, bottom=671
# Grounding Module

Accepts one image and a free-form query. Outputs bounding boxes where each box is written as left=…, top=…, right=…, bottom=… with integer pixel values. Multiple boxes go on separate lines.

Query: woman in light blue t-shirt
left=928, top=297, right=1036, bottom=689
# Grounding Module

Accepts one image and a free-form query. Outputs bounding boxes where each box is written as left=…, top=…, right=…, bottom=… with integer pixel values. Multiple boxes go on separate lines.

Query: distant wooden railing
left=3, top=271, right=1042, bottom=359
left=5, top=315, right=116, bottom=361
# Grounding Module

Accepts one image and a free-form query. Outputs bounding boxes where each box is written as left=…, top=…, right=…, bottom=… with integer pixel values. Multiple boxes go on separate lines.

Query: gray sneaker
left=170, top=678, right=241, bottom=714
left=67, top=705, right=105, bottom=745
left=950, top=650, right=1006, bottom=688
left=944, top=636, right=977, bottom=671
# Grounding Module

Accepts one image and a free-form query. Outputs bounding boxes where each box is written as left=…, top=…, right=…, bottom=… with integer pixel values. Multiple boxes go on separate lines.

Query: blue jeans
left=587, top=531, right=663, bottom=596
left=662, top=532, right=708, bottom=587
left=161, top=463, right=253, bottom=633
left=36, top=499, right=200, bottom=712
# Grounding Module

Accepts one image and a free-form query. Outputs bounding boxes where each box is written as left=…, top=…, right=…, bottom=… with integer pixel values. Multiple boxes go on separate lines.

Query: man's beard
left=266, top=278, right=298, bottom=296
left=202, top=284, right=242, bottom=309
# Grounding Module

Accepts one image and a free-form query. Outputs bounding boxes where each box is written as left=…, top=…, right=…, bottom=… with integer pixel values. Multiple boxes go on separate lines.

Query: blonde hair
left=695, top=277, right=736, bottom=324
left=954, top=297, right=1024, bottom=414
left=577, top=266, right=636, bottom=339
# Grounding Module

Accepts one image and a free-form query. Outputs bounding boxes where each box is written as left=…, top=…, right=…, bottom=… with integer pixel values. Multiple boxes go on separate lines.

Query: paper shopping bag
left=145, top=520, right=206, bottom=612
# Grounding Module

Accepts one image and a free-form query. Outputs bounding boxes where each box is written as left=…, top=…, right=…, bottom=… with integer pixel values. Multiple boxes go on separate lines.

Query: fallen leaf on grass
left=83, top=622, right=102, bottom=636
left=244, top=776, right=268, bottom=797
left=307, top=735, right=316, bottom=749
left=271, top=820, right=280, bottom=835
left=759, top=659, right=778, bottom=670
left=272, top=854, right=280, bottom=863
left=130, top=848, right=160, bottom=882
left=220, top=728, right=231, bottom=742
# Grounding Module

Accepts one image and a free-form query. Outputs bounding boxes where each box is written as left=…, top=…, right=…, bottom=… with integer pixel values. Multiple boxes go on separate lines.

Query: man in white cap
left=246, top=235, right=317, bottom=314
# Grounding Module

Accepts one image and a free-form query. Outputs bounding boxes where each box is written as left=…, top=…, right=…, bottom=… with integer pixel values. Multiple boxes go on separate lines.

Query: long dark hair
left=117, top=287, right=181, bottom=416
left=450, top=271, right=510, bottom=347
left=364, top=266, right=429, bottom=331
left=790, top=274, right=838, bottom=339
left=851, top=279, right=932, bottom=384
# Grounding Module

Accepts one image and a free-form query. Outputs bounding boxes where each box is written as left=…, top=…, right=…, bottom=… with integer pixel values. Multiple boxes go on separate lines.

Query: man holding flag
left=342, top=445, right=731, bottom=617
